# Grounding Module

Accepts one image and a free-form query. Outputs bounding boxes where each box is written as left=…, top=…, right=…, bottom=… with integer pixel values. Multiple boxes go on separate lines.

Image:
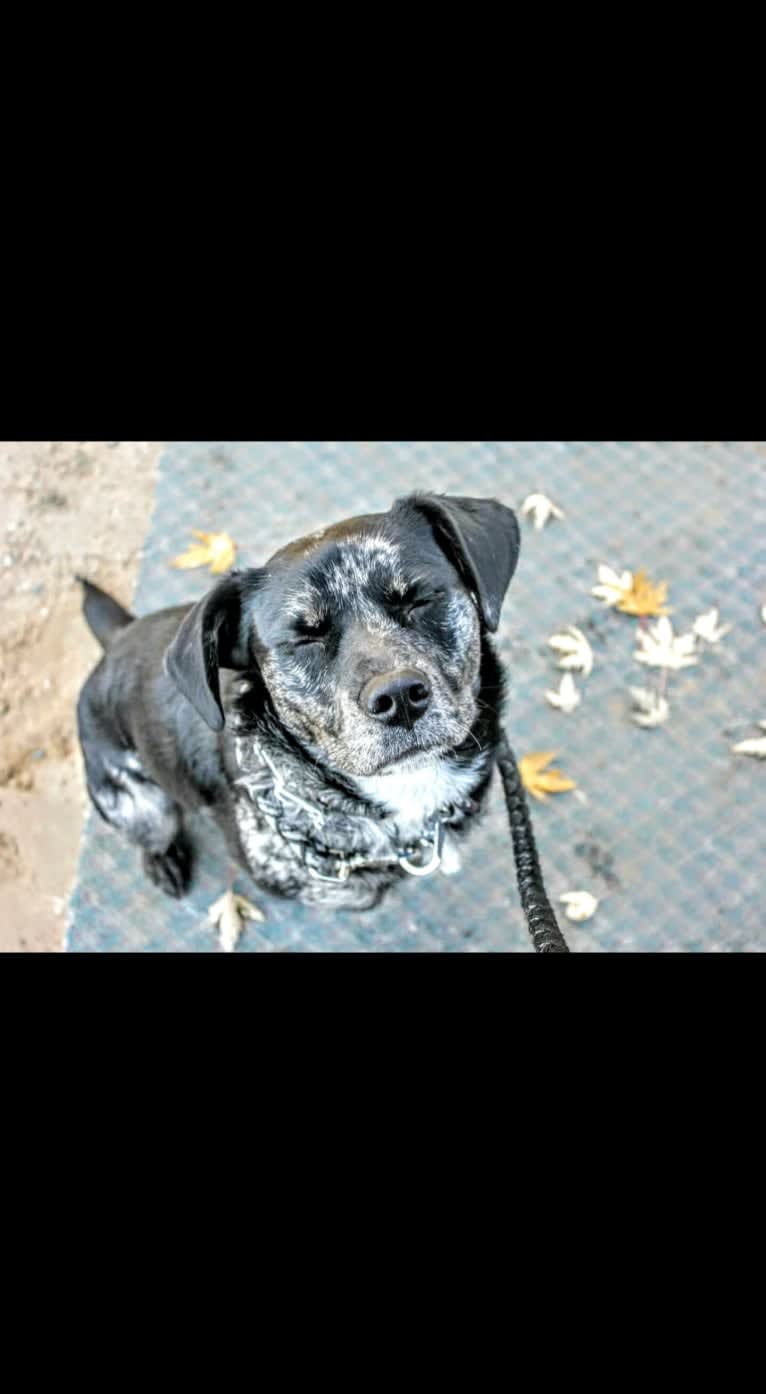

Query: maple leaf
left=519, top=750, right=576, bottom=802
left=731, top=721, right=766, bottom=760
left=692, top=608, right=732, bottom=644
left=521, top=493, right=565, bottom=530
left=617, top=569, right=670, bottom=617
left=591, top=564, right=670, bottom=616
left=548, top=625, right=593, bottom=677
left=634, top=616, right=698, bottom=670
left=171, top=530, right=237, bottom=575
left=629, top=687, right=670, bottom=728
left=208, top=889, right=265, bottom=953
left=544, top=673, right=581, bottom=714
left=559, top=890, right=599, bottom=922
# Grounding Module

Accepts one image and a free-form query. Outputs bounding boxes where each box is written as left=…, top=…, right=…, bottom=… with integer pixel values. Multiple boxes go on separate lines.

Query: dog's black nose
left=360, top=669, right=432, bottom=726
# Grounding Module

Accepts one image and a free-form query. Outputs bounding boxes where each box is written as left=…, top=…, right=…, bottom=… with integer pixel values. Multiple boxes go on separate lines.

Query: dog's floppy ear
left=164, top=572, right=254, bottom=731
left=403, top=493, right=520, bottom=631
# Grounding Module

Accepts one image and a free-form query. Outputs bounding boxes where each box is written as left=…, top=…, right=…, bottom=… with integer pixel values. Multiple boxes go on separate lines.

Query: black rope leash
left=496, top=730, right=570, bottom=953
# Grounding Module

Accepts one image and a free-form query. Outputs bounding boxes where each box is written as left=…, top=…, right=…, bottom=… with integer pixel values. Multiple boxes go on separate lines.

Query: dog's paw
left=142, top=838, right=192, bottom=898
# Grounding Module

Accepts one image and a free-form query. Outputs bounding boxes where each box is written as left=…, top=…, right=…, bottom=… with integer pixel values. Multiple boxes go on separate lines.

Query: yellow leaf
left=171, top=529, right=237, bottom=575
left=616, top=569, right=670, bottom=617
left=519, top=750, right=577, bottom=802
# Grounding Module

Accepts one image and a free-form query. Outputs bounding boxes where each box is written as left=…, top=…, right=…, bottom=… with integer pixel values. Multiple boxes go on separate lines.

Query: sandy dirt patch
left=0, top=441, right=162, bottom=950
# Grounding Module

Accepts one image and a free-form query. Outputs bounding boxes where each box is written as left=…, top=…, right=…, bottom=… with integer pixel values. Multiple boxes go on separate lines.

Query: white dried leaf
left=521, top=492, right=565, bottom=530
left=692, top=608, right=732, bottom=644
left=544, top=672, right=581, bottom=714
left=731, top=723, right=766, bottom=758
left=547, top=625, right=594, bottom=677
left=629, top=687, right=670, bottom=727
left=559, top=890, right=599, bottom=922
left=633, top=616, right=698, bottom=670
left=208, top=888, right=266, bottom=953
left=591, top=564, right=633, bottom=607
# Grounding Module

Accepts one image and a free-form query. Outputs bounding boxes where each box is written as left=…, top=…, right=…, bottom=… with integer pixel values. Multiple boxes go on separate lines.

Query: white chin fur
left=352, top=750, right=488, bottom=841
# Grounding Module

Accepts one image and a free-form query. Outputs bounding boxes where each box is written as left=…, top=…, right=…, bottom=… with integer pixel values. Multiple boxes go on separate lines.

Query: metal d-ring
left=398, top=821, right=445, bottom=877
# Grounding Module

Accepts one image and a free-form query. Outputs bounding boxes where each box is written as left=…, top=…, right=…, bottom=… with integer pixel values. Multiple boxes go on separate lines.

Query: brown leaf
left=519, top=750, right=577, bottom=802
left=171, top=529, right=237, bottom=575
left=616, top=569, right=670, bottom=617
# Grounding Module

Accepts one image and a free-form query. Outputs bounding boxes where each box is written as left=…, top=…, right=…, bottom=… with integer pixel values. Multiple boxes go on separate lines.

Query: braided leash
left=496, top=731, right=570, bottom=953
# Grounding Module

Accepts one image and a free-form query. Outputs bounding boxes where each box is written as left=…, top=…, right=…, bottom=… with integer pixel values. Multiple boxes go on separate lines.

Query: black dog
left=77, top=493, right=520, bottom=912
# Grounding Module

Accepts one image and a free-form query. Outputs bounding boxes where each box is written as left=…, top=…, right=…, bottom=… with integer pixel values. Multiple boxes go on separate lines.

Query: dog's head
left=165, top=493, right=520, bottom=777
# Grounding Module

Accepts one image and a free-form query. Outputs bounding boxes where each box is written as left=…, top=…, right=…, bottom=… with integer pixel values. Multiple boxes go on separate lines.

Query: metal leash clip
left=398, top=820, right=445, bottom=877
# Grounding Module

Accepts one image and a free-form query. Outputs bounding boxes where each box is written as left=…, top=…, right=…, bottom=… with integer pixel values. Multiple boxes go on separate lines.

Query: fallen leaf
left=731, top=722, right=766, bottom=759
left=559, top=890, right=599, bottom=922
left=548, top=625, right=594, bottom=677
left=634, top=616, right=698, bottom=670
left=521, top=493, right=565, bottom=530
left=693, top=608, right=732, bottom=644
left=171, top=530, right=237, bottom=575
left=519, top=750, right=576, bottom=802
left=208, top=889, right=265, bottom=953
left=731, top=738, right=766, bottom=758
left=619, top=569, right=670, bottom=617
left=591, top=564, right=670, bottom=616
left=544, top=673, right=581, bottom=714
left=629, top=687, right=670, bottom=728
left=591, top=564, right=634, bottom=607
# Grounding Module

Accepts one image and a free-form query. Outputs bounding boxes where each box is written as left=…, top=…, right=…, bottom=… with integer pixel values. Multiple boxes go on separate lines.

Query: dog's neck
left=230, top=711, right=490, bottom=854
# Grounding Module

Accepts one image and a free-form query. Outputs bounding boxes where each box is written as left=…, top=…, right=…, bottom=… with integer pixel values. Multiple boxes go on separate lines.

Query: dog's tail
left=76, top=576, right=135, bottom=649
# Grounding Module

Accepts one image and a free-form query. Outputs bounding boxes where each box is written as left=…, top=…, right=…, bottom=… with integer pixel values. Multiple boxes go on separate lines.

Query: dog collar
left=234, top=738, right=468, bottom=882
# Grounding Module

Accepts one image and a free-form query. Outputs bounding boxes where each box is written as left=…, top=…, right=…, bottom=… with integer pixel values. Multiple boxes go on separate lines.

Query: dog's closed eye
left=399, top=588, right=445, bottom=619
left=293, top=616, right=331, bottom=646
left=407, top=594, right=440, bottom=610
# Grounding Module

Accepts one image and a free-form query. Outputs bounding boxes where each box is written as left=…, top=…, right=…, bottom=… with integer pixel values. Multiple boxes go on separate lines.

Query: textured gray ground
left=66, top=442, right=766, bottom=952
